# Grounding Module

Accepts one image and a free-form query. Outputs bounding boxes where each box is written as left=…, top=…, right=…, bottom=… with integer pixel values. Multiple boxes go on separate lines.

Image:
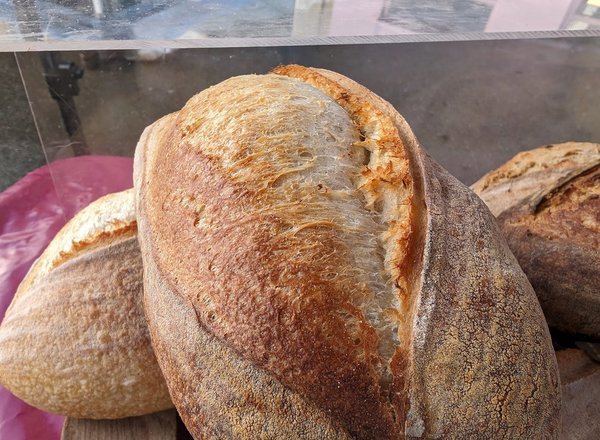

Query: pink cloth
left=0, top=156, right=134, bottom=440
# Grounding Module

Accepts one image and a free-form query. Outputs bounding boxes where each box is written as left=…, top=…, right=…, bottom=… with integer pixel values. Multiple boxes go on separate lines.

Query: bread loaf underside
left=135, top=66, right=560, bottom=438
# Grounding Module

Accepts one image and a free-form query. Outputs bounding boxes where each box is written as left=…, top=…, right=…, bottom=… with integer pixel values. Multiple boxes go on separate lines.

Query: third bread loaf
left=472, top=142, right=600, bottom=338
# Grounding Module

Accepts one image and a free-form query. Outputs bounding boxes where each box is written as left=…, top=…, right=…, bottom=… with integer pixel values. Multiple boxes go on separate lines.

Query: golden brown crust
left=472, top=143, right=600, bottom=338
left=13, top=190, right=138, bottom=304
left=526, top=165, right=599, bottom=246
left=406, top=158, right=560, bottom=438
left=136, top=66, right=560, bottom=438
left=0, top=190, right=172, bottom=418
left=142, top=241, right=351, bottom=439
left=299, top=66, right=560, bottom=439
left=136, top=111, right=352, bottom=439
left=137, top=75, right=405, bottom=437
left=471, top=142, right=600, bottom=217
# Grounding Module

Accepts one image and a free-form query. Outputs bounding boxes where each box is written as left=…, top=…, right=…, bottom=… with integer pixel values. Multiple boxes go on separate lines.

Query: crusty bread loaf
left=0, top=189, right=172, bottom=419
left=472, top=143, right=600, bottom=338
left=135, top=65, right=560, bottom=438
left=556, top=349, right=600, bottom=440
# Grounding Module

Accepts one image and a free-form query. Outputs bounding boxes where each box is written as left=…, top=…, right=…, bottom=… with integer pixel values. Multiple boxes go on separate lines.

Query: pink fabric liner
left=0, top=156, right=134, bottom=440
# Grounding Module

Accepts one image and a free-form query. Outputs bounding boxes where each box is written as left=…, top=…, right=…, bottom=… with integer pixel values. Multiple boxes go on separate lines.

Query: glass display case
left=1, top=1, right=599, bottom=439
left=2, top=0, right=600, bottom=193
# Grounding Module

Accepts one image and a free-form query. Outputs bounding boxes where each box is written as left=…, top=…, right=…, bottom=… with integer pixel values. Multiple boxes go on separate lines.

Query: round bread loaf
left=0, top=189, right=172, bottom=419
left=135, top=65, right=561, bottom=438
left=472, top=143, right=600, bottom=338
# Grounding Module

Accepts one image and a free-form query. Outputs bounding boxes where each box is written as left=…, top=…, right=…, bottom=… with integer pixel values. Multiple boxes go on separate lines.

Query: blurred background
left=1, top=0, right=599, bottom=191
left=2, top=0, right=600, bottom=42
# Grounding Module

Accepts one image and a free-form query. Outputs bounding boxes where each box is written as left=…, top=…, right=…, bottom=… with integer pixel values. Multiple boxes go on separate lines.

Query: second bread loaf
left=0, top=189, right=172, bottom=419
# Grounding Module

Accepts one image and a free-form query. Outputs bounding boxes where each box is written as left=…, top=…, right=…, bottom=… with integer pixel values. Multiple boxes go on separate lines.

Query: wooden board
left=61, top=409, right=177, bottom=440
left=557, top=349, right=600, bottom=440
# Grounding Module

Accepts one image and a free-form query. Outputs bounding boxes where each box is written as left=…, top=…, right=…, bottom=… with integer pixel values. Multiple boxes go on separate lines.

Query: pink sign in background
left=0, top=156, right=134, bottom=440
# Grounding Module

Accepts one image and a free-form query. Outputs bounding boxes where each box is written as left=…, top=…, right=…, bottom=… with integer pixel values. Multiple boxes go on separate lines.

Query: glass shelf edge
left=2, top=29, right=600, bottom=52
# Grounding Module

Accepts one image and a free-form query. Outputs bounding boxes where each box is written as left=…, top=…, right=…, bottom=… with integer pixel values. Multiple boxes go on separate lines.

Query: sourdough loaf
left=135, top=66, right=561, bottom=438
left=472, top=143, right=600, bottom=338
left=0, top=189, right=172, bottom=418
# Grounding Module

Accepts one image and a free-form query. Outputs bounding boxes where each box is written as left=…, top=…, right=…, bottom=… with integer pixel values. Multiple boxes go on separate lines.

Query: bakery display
left=0, top=189, right=172, bottom=419
left=134, top=65, right=560, bottom=438
left=472, top=142, right=600, bottom=338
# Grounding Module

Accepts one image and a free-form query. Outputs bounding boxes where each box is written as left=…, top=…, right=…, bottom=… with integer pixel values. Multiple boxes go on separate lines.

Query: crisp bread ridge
left=12, top=190, right=137, bottom=309
left=472, top=142, right=600, bottom=217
